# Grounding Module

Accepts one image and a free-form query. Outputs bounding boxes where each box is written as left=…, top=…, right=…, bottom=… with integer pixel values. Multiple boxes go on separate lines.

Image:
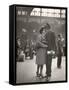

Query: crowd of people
left=16, top=23, right=65, bottom=81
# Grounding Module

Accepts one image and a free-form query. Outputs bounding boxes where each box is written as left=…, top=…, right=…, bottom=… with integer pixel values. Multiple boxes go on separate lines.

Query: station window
left=30, top=8, right=66, bottom=18
left=61, top=9, right=66, bottom=18
left=17, top=10, right=21, bottom=15
left=30, top=8, right=40, bottom=16
left=17, top=8, right=66, bottom=18
left=17, top=10, right=27, bottom=16
left=22, top=11, right=25, bottom=15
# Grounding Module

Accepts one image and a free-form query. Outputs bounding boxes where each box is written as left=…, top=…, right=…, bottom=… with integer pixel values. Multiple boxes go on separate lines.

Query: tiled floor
left=16, top=56, right=66, bottom=84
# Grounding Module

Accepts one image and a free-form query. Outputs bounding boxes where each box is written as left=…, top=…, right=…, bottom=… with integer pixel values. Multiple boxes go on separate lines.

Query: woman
left=36, top=26, right=47, bottom=78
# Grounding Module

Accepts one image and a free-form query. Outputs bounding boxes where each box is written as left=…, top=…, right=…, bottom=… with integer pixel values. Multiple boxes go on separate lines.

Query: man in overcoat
left=57, top=34, right=64, bottom=68
left=44, top=23, right=57, bottom=81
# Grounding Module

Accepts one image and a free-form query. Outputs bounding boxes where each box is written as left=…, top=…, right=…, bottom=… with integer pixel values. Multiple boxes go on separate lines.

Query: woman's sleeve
left=36, top=35, right=47, bottom=48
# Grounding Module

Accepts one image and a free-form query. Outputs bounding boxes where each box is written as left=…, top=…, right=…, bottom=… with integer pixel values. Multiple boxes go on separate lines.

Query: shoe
left=39, top=74, right=44, bottom=78
left=57, top=66, right=61, bottom=69
left=43, top=75, right=48, bottom=78
left=44, top=74, right=51, bottom=78
left=36, top=72, right=40, bottom=77
left=46, top=76, right=51, bottom=81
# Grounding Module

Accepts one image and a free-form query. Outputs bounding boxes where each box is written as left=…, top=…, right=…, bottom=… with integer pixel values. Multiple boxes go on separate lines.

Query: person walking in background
left=16, top=38, right=21, bottom=61
left=44, top=23, right=57, bottom=81
left=36, top=26, right=48, bottom=78
left=57, top=34, right=64, bottom=68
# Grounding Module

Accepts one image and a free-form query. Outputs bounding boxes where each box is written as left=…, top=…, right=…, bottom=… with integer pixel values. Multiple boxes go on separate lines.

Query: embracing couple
left=36, top=23, right=57, bottom=81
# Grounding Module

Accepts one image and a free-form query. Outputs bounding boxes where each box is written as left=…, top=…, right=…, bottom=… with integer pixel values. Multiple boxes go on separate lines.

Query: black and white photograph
left=15, top=5, right=67, bottom=84
left=0, top=0, right=69, bottom=89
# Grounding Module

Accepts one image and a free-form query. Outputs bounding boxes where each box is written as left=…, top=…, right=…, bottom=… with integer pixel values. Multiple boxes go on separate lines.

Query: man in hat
left=44, top=23, right=57, bottom=81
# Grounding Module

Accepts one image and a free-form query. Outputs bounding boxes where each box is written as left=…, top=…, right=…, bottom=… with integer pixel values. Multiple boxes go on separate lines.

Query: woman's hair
left=39, top=27, right=44, bottom=34
left=39, top=23, right=51, bottom=34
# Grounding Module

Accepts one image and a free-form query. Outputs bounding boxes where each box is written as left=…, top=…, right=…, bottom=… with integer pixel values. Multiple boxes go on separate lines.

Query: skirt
left=36, top=48, right=46, bottom=65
